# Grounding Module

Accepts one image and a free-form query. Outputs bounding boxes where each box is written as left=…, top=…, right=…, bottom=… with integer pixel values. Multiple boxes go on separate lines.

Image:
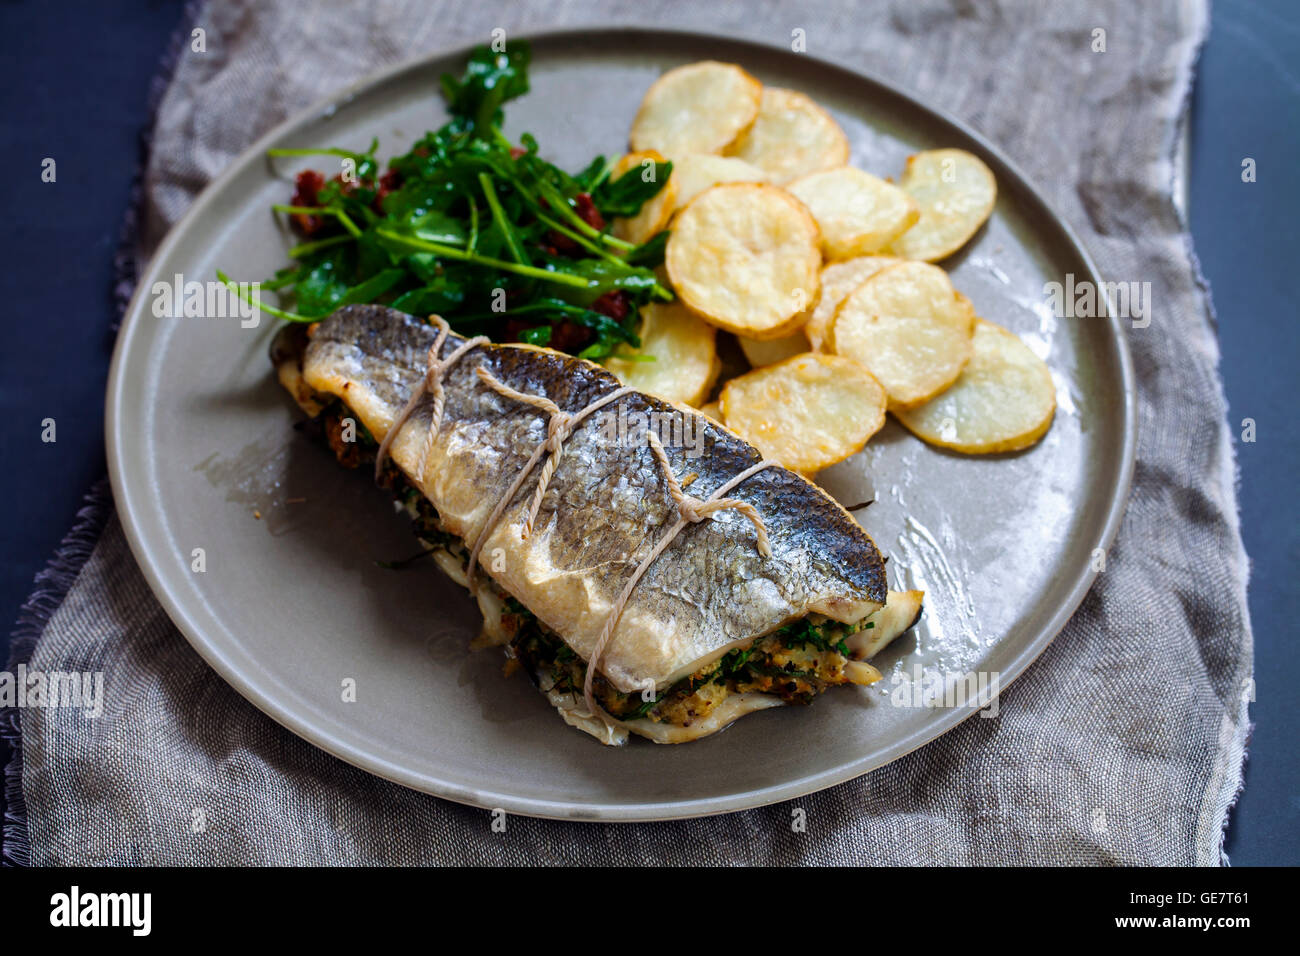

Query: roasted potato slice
left=666, top=183, right=822, bottom=340
left=725, top=87, right=849, bottom=184
left=609, top=150, right=677, bottom=246
left=787, top=167, right=919, bottom=259
left=846, top=590, right=925, bottom=660
left=719, top=352, right=886, bottom=473
left=804, top=255, right=903, bottom=350
left=696, top=400, right=725, bottom=424
left=893, top=318, right=1055, bottom=453
left=829, top=261, right=974, bottom=407
left=888, top=148, right=997, bottom=262
left=738, top=330, right=811, bottom=367
left=629, top=61, right=762, bottom=156
left=737, top=250, right=902, bottom=366
left=604, top=302, right=719, bottom=406
left=670, top=153, right=769, bottom=213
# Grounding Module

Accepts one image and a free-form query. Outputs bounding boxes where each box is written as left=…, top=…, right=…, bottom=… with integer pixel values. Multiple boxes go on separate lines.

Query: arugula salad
left=223, top=40, right=672, bottom=360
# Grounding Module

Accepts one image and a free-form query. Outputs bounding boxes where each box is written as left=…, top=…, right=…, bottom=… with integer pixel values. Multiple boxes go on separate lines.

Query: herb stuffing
left=221, top=41, right=674, bottom=360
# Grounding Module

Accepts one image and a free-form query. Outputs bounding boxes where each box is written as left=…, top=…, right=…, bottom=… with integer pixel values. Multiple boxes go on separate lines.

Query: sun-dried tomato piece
left=373, top=169, right=402, bottom=213
left=503, top=319, right=593, bottom=353
left=573, top=192, right=605, bottom=231
left=290, top=169, right=326, bottom=236
left=589, top=290, right=632, bottom=322
left=550, top=321, right=593, bottom=353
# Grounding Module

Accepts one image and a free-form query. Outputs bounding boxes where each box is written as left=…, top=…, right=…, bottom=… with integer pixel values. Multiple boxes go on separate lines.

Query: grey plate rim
left=106, top=26, right=1137, bottom=822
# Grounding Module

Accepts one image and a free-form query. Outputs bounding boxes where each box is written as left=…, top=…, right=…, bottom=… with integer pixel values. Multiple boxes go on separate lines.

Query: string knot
left=465, top=372, right=638, bottom=578
left=546, top=411, right=572, bottom=445
left=645, top=431, right=772, bottom=558
left=676, top=495, right=710, bottom=523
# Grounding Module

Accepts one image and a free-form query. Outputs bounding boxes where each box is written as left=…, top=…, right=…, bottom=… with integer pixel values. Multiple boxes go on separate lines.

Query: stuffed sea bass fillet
left=273, top=304, right=921, bottom=744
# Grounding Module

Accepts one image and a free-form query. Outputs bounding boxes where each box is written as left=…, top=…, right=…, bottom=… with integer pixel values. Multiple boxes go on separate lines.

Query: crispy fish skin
left=295, top=304, right=887, bottom=694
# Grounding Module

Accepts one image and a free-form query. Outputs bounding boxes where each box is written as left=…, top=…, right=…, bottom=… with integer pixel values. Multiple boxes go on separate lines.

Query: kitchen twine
left=375, top=316, right=778, bottom=725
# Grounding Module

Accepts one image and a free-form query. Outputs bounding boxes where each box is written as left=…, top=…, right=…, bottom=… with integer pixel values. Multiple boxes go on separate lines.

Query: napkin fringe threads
left=2, top=478, right=115, bottom=867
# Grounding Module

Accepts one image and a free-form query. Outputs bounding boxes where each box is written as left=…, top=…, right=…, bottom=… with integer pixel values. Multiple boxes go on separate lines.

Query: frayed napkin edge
left=2, top=479, right=115, bottom=867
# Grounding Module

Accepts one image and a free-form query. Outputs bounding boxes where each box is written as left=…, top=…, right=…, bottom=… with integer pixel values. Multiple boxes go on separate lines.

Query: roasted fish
left=272, top=304, right=922, bottom=744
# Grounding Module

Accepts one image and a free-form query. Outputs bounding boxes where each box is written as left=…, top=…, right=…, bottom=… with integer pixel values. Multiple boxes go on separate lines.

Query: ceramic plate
left=106, top=29, right=1135, bottom=820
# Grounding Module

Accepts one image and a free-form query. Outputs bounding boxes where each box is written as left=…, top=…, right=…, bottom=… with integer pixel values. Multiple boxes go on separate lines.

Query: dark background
left=1, top=0, right=1295, bottom=864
